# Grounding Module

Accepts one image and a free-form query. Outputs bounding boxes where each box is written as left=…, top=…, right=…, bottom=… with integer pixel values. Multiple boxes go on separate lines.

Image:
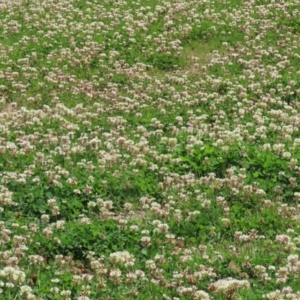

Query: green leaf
left=253, top=171, right=260, bottom=178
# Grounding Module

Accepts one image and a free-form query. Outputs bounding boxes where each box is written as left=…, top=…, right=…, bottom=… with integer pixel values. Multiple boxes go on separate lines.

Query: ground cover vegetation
left=0, top=0, right=300, bottom=298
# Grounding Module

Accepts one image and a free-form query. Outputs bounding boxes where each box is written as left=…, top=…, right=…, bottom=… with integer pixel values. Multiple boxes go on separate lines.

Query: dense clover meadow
left=0, top=0, right=300, bottom=299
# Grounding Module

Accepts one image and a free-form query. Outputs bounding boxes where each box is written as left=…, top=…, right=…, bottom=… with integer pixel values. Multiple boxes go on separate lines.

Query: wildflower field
left=0, top=0, right=300, bottom=299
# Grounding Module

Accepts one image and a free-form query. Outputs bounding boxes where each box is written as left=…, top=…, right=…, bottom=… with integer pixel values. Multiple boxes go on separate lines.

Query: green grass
left=0, top=0, right=300, bottom=299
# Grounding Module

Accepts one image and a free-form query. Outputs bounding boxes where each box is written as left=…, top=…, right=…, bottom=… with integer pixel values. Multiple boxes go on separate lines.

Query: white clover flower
left=194, top=290, right=211, bottom=300
left=109, top=251, right=135, bottom=266
left=141, top=236, right=151, bottom=247
left=110, top=269, right=121, bottom=278
left=282, top=152, right=291, bottom=159
left=20, top=285, right=32, bottom=295
left=130, top=225, right=139, bottom=232
left=209, top=278, right=250, bottom=296
left=60, top=290, right=71, bottom=296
